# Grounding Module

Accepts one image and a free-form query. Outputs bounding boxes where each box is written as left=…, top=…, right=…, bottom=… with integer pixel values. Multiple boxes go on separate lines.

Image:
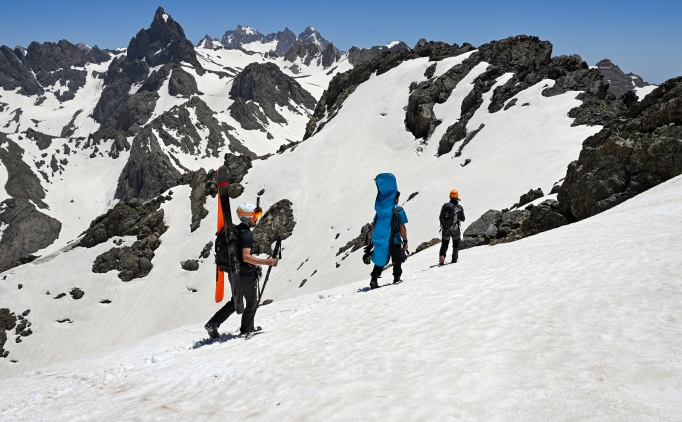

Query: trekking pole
left=256, top=238, right=282, bottom=308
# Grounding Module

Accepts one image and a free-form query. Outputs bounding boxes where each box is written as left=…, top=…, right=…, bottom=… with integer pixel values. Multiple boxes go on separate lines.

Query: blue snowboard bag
left=371, top=173, right=398, bottom=267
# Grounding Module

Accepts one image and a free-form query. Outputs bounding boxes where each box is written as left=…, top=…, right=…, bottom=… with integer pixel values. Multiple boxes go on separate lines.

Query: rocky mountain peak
left=127, top=7, right=200, bottom=68
left=221, top=25, right=265, bottom=48
left=595, top=58, right=649, bottom=96
left=297, top=26, right=332, bottom=52
left=198, top=35, right=222, bottom=50
left=76, top=42, right=91, bottom=53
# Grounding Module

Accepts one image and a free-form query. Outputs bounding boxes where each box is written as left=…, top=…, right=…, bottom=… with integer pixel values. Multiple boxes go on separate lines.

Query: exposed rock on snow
left=251, top=199, right=296, bottom=255
left=69, top=288, right=84, bottom=300
left=24, top=128, right=55, bottom=150
left=348, top=41, right=410, bottom=66
left=559, top=76, right=682, bottom=220
left=115, top=127, right=182, bottom=201
left=0, top=198, right=61, bottom=270
left=0, top=38, right=108, bottom=100
left=91, top=207, right=168, bottom=281
left=229, top=62, right=316, bottom=131
left=0, top=134, right=60, bottom=269
left=79, top=194, right=170, bottom=249
left=413, top=237, right=440, bottom=254
left=336, top=223, right=372, bottom=257
left=304, top=47, right=426, bottom=140
left=283, top=40, right=319, bottom=65
left=513, top=187, right=544, bottom=209
left=408, top=36, right=624, bottom=156
left=180, top=259, right=199, bottom=271
left=188, top=168, right=213, bottom=232
left=460, top=199, right=567, bottom=249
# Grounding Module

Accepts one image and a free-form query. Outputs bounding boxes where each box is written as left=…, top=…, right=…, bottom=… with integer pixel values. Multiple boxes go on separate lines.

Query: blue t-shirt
left=374, top=205, right=408, bottom=244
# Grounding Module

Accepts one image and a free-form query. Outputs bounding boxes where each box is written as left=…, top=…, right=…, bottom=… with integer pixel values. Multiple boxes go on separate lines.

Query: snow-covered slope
left=1, top=173, right=681, bottom=420
left=0, top=51, right=602, bottom=376
left=240, top=53, right=600, bottom=301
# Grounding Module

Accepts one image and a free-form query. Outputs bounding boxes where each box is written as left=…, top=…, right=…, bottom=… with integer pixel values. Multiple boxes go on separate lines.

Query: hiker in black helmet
left=369, top=191, right=409, bottom=289
left=439, top=189, right=465, bottom=266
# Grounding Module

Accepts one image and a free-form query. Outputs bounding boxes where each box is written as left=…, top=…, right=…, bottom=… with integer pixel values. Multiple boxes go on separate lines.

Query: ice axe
left=256, top=237, right=282, bottom=309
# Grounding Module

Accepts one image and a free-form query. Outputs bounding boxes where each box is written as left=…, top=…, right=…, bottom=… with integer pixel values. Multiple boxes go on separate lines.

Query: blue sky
left=1, top=0, right=679, bottom=83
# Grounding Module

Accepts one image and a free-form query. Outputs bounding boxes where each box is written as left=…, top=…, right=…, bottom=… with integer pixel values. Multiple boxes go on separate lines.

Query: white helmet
left=236, top=203, right=262, bottom=223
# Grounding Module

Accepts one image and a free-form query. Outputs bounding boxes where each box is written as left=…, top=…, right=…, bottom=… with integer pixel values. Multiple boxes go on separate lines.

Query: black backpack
left=441, top=202, right=460, bottom=231
left=390, top=206, right=404, bottom=235
left=215, top=227, right=239, bottom=271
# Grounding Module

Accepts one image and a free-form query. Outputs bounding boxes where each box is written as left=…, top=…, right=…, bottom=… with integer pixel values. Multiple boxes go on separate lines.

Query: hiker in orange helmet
left=438, top=190, right=465, bottom=266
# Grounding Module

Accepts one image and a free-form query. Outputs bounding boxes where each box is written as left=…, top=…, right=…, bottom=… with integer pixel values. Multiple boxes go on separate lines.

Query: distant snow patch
left=162, top=13, right=168, bottom=22
left=386, top=41, right=401, bottom=48
left=634, top=85, right=657, bottom=100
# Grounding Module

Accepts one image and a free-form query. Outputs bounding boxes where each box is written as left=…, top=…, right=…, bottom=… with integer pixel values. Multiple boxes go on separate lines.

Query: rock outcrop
left=404, top=36, right=624, bottom=157
left=460, top=200, right=567, bottom=249
left=304, top=40, right=462, bottom=140
left=0, top=38, right=110, bottom=99
left=229, top=62, right=316, bottom=131
left=595, top=59, right=651, bottom=96
left=114, top=127, right=181, bottom=202
left=0, top=308, right=33, bottom=359
left=0, top=134, right=60, bottom=270
left=336, top=223, right=372, bottom=257
left=347, top=41, right=410, bottom=66
left=82, top=195, right=169, bottom=281
left=558, top=76, right=682, bottom=220
left=251, top=199, right=296, bottom=255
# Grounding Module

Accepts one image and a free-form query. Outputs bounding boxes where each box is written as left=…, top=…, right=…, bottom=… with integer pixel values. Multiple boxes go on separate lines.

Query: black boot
left=369, top=277, right=378, bottom=289
left=204, top=321, right=219, bottom=339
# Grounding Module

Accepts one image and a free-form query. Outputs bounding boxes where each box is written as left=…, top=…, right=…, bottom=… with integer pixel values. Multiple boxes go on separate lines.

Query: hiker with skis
left=439, top=189, right=465, bottom=266
left=368, top=191, right=409, bottom=289
left=204, top=203, right=277, bottom=339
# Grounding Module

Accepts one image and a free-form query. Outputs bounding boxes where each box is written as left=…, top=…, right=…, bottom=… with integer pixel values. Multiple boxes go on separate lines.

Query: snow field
left=1, top=131, right=131, bottom=256
left=241, top=55, right=601, bottom=302
left=0, top=55, right=119, bottom=138
left=0, top=185, right=221, bottom=378
left=1, top=174, right=681, bottom=421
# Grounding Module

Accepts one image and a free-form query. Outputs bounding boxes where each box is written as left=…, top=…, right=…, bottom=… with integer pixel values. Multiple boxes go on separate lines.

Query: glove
left=362, top=242, right=373, bottom=265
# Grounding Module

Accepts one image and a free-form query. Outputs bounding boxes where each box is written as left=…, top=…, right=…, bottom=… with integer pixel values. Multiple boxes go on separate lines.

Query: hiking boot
left=451, top=258, right=458, bottom=264
left=392, top=279, right=402, bottom=284
left=438, top=256, right=445, bottom=266
left=369, top=279, right=379, bottom=289
left=204, top=321, right=219, bottom=339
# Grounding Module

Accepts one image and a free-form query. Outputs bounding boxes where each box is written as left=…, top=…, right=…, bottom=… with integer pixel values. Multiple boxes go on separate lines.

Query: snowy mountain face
left=1, top=7, right=680, bottom=388
left=220, top=26, right=297, bottom=57
left=297, top=26, right=333, bottom=53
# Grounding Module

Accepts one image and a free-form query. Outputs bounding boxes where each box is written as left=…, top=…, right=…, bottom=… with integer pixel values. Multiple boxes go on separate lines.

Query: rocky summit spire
left=126, top=7, right=201, bottom=68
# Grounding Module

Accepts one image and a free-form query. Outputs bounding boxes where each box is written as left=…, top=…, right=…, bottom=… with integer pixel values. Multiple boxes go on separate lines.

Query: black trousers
left=371, top=243, right=403, bottom=281
left=439, top=235, right=460, bottom=262
left=209, top=274, right=258, bottom=332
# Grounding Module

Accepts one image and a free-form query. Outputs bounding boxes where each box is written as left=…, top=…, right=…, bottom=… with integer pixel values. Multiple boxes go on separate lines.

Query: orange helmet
left=449, top=190, right=459, bottom=199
